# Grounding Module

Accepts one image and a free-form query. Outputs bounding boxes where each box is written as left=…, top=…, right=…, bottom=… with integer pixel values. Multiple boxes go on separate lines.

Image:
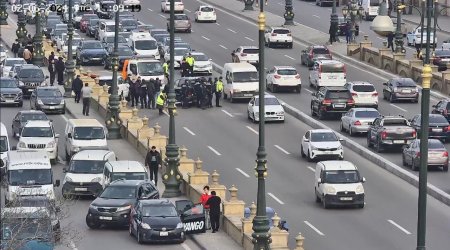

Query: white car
left=265, top=66, right=301, bottom=93
left=247, top=94, right=285, bottom=123
left=123, top=0, right=140, bottom=5
left=264, top=26, right=293, bottom=48
left=301, top=129, right=344, bottom=161
left=406, top=27, right=437, bottom=47
left=161, top=0, right=184, bottom=13
left=442, top=38, right=450, bottom=50
left=57, top=33, right=81, bottom=51
left=344, top=81, right=378, bottom=108
left=340, top=108, right=380, bottom=136
left=231, top=46, right=259, bottom=66
left=188, top=51, right=213, bottom=75
left=63, top=37, right=82, bottom=57
left=17, top=120, right=59, bottom=164
left=0, top=44, right=7, bottom=63
left=194, top=5, right=216, bottom=22
left=2, top=58, right=26, bottom=77
left=164, top=47, right=190, bottom=68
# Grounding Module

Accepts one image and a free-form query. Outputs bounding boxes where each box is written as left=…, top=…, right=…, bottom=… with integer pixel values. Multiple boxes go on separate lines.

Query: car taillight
left=241, top=53, right=247, bottom=57
left=351, top=93, right=357, bottom=97
left=381, top=131, right=387, bottom=139
left=412, top=130, right=417, bottom=138
left=347, top=99, right=355, bottom=105
left=271, top=33, right=277, bottom=36
left=354, top=120, right=361, bottom=126
left=443, top=151, right=449, bottom=157
left=322, top=99, right=332, bottom=105
left=295, top=74, right=300, bottom=79
left=444, top=126, right=450, bottom=131
left=372, top=92, right=378, bottom=97
left=274, top=74, right=281, bottom=79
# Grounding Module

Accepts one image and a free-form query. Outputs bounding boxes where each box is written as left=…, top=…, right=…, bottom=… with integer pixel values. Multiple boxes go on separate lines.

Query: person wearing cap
left=145, top=146, right=162, bottom=186
left=72, top=75, right=83, bottom=103
left=185, top=53, right=195, bottom=76
left=215, top=77, right=223, bottom=107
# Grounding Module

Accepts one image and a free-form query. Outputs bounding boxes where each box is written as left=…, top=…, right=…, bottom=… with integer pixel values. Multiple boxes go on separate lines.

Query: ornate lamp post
left=251, top=0, right=271, bottom=249
left=32, top=0, right=45, bottom=66
left=244, top=0, right=255, bottom=11
left=105, top=0, right=122, bottom=139
left=64, top=0, right=76, bottom=97
left=162, top=0, right=181, bottom=198
left=394, top=2, right=406, bottom=53
left=342, top=0, right=364, bottom=43
left=0, top=0, right=8, bottom=25
left=330, top=0, right=338, bottom=42
left=16, top=0, right=28, bottom=44
left=283, top=0, right=294, bottom=25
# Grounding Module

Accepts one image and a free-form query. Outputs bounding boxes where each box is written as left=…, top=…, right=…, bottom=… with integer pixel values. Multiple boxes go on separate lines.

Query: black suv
left=15, top=65, right=48, bottom=97
left=432, top=99, right=450, bottom=122
left=311, top=86, right=355, bottom=119
left=86, top=179, right=159, bottom=229
left=300, top=45, right=332, bottom=67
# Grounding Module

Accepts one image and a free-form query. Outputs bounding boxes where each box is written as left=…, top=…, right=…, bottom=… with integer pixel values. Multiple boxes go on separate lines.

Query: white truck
left=126, top=59, right=165, bottom=83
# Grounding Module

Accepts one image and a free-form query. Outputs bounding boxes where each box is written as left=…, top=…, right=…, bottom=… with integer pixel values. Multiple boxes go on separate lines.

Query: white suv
left=17, top=120, right=59, bottom=164
left=161, top=0, right=184, bottom=13
left=265, top=66, right=301, bottom=93
left=344, top=81, right=378, bottom=109
left=264, top=27, right=293, bottom=48
left=231, top=46, right=259, bottom=66
left=301, top=129, right=344, bottom=161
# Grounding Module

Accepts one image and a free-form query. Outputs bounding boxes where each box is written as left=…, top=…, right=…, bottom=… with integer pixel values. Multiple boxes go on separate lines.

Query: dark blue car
left=410, top=114, right=450, bottom=141
left=76, top=40, right=107, bottom=66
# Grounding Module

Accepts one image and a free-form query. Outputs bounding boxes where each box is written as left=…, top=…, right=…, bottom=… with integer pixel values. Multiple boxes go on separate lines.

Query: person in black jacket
left=147, top=79, right=156, bottom=109
left=48, top=59, right=57, bottom=86
left=145, top=146, right=162, bottom=186
left=153, top=77, right=162, bottom=107
left=55, top=57, right=65, bottom=85
left=205, top=191, right=222, bottom=233
left=138, top=77, right=147, bottom=109
left=11, top=39, right=20, bottom=57
left=72, top=75, right=83, bottom=103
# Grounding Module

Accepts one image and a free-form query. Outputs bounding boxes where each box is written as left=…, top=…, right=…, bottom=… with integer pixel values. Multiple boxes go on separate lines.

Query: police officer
left=162, top=60, right=169, bottom=81
left=185, top=53, right=195, bottom=76
left=181, top=80, right=189, bottom=108
left=205, top=78, right=213, bottom=108
left=180, top=57, right=188, bottom=77
left=129, top=76, right=138, bottom=107
left=138, top=77, right=148, bottom=109
left=156, top=90, right=166, bottom=115
left=147, top=79, right=156, bottom=109
left=200, top=79, right=208, bottom=110
left=215, top=77, right=223, bottom=107
left=194, top=79, right=203, bottom=108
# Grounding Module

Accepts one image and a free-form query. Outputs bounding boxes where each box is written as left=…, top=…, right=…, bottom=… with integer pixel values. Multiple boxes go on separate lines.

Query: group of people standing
left=180, top=76, right=224, bottom=109
left=125, top=75, right=167, bottom=114
left=47, top=52, right=66, bottom=86
left=11, top=35, right=34, bottom=63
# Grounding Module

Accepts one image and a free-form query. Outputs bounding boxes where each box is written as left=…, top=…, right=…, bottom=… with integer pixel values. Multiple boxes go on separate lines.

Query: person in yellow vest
left=215, top=77, right=223, bottom=107
left=185, top=53, right=195, bottom=76
left=156, top=90, right=166, bottom=115
left=162, top=60, right=169, bottom=81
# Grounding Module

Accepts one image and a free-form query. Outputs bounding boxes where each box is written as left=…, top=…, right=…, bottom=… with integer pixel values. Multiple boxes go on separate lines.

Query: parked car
left=301, top=129, right=344, bottom=161
left=406, top=27, right=437, bottom=47
left=265, top=66, right=301, bottom=93
left=30, top=86, right=65, bottom=114
left=300, top=45, right=332, bottom=67
left=0, top=77, right=23, bottom=107
left=247, top=94, right=285, bottom=123
left=310, top=86, right=355, bottom=119
left=264, top=26, right=293, bottom=48
left=402, top=139, right=448, bottom=171
left=432, top=99, right=450, bottom=122
left=382, top=78, right=419, bottom=103
left=409, top=114, right=450, bottom=141
left=76, top=40, right=107, bottom=65
left=340, top=108, right=380, bottom=136
left=11, top=110, right=49, bottom=138
left=194, top=5, right=216, bottom=22
left=344, top=81, right=378, bottom=108
left=167, top=14, right=191, bottom=33
left=185, top=51, right=213, bottom=75
left=432, top=49, right=450, bottom=71
left=104, top=45, right=134, bottom=70
left=15, top=64, right=48, bottom=97
left=17, top=120, right=59, bottom=164
left=367, top=116, right=416, bottom=152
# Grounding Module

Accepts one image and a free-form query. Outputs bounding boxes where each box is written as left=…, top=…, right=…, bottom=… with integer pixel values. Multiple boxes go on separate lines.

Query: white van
left=62, top=150, right=116, bottom=198
left=5, top=151, right=60, bottom=204
left=315, top=160, right=365, bottom=209
left=309, top=60, right=346, bottom=88
left=361, top=0, right=389, bottom=21
left=128, top=31, right=160, bottom=59
left=0, top=122, right=10, bottom=164
left=102, top=160, right=149, bottom=188
left=222, top=62, right=259, bottom=102
left=126, top=59, right=165, bottom=83
left=64, top=119, right=108, bottom=159
left=98, top=20, right=121, bottom=43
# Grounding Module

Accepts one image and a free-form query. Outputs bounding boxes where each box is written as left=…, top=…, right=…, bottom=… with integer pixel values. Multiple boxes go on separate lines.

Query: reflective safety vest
left=156, top=92, right=165, bottom=106
left=163, top=63, right=169, bottom=74
left=122, top=59, right=129, bottom=79
left=216, top=80, right=223, bottom=92
left=186, top=56, right=195, bottom=66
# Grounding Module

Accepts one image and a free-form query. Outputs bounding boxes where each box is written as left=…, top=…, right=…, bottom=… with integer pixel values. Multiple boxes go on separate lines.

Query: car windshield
left=352, top=84, right=375, bottom=92
left=233, top=72, right=258, bottom=82
left=312, top=48, right=329, bottom=54
left=89, top=19, right=99, bottom=25
left=9, top=169, right=52, bottom=185
left=137, top=62, right=164, bottom=76
left=383, top=119, right=409, bottom=126
left=395, top=79, right=416, bottom=87
left=174, top=15, right=189, bottom=20
left=4, top=59, right=25, bottom=67
left=69, top=160, right=106, bottom=174
left=100, top=186, right=136, bottom=199
left=135, top=40, right=157, bottom=50
left=21, top=113, right=48, bottom=122
left=73, top=127, right=105, bottom=140
left=310, top=132, right=338, bottom=142
left=323, top=170, right=360, bottom=184
left=274, top=29, right=290, bottom=34
left=142, top=205, right=178, bottom=217
left=121, top=20, right=137, bottom=26
left=111, top=172, right=146, bottom=181
left=21, top=127, right=53, bottom=137
left=429, top=115, right=449, bottom=123
left=174, top=48, right=189, bottom=56
left=254, top=97, right=280, bottom=106
left=117, top=47, right=133, bottom=55
left=37, top=89, right=62, bottom=97
left=277, top=69, right=297, bottom=75
left=0, top=136, right=8, bottom=152
left=192, top=54, right=208, bottom=61
left=355, top=110, right=380, bottom=118
left=84, top=42, right=103, bottom=49
left=327, top=91, right=351, bottom=99
left=242, top=48, right=258, bottom=54
left=2, top=218, right=51, bottom=241
left=322, top=64, right=345, bottom=73
left=427, top=140, right=446, bottom=149
left=19, top=69, right=44, bottom=79
left=0, top=79, right=18, bottom=88
left=200, top=7, right=214, bottom=12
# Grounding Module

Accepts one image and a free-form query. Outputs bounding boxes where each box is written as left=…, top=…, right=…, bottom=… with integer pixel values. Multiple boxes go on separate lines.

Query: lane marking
left=219, top=44, right=228, bottom=49
left=390, top=104, right=407, bottom=112
left=245, top=36, right=254, bottom=42
left=216, top=23, right=221, bottom=26
left=304, top=221, right=325, bottom=236
left=388, top=220, right=412, bottom=235
left=304, top=88, right=313, bottom=94
left=60, top=114, right=69, bottom=122
left=185, top=9, right=191, bottom=12
left=236, top=168, right=250, bottom=178
left=158, top=14, right=165, bottom=18
left=222, top=109, right=234, bottom=117
left=246, top=126, right=259, bottom=135
left=163, top=110, right=170, bottom=117
left=313, top=15, right=320, bottom=18
left=207, top=146, right=222, bottom=156
left=307, top=166, right=316, bottom=172
left=202, top=36, right=211, bottom=41
left=377, top=37, right=385, bottom=40
left=284, top=55, right=295, bottom=60
left=277, top=2, right=283, bottom=5
left=69, top=240, right=78, bottom=250
left=268, top=192, right=285, bottom=205
left=147, top=8, right=153, bottom=12
left=183, top=127, right=196, bottom=136
left=181, top=243, right=193, bottom=250
left=274, top=145, right=290, bottom=155
left=227, top=28, right=237, bottom=33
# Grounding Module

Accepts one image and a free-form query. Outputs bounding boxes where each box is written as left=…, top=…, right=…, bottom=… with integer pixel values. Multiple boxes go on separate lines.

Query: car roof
left=24, top=120, right=52, bottom=128
left=316, top=59, right=342, bottom=65
left=350, top=107, right=379, bottom=112
left=320, top=161, right=356, bottom=171
left=254, top=94, right=277, bottom=99
left=139, top=199, right=172, bottom=206
left=273, top=66, right=296, bottom=70
left=321, top=86, right=347, bottom=91
left=68, top=118, right=103, bottom=126
left=18, top=110, right=47, bottom=115
left=72, top=150, right=113, bottom=161
left=312, top=45, right=328, bottom=49
left=240, top=46, right=258, bottom=49
left=36, top=86, right=60, bottom=91
left=310, top=129, right=334, bottom=133
left=109, top=179, right=148, bottom=187
left=106, top=161, right=145, bottom=172
left=190, top=51, right=206, bottom=56
left=347, top=81, right=372, bottom=85
left=271, top=26, right=290, bottom=30
left=7, top=151, right=51, bottom=169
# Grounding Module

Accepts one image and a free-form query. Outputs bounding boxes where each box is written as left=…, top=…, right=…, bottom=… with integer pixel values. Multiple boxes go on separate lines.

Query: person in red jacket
left=199, top=185, right=211, bottom=230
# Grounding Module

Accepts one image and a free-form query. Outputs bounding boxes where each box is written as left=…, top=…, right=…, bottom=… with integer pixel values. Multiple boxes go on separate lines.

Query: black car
left=120, top=18, right=138, bottom=32
left=76, top=40, right=107, bottom=66
left=101, top=35, right=128, bottom=52
left=410, top=114, right=450, bottom=141
left=129, top=199, right=188, bottom=244
left=300, top=45, right=332, bottom=67
left=432, top=50, right=450, bottom=71
left=337, top=17, right=359, bottom=36
left=11, top=110, right=49, bottom=138
left=86, top=18, right=100, bottom=38
left=0, top=77, right=23, bottom=107
left=15, top=65, right=48, bottom=97
left=44, top=18, right=63, bottom=39
left=311, top=86, right=355, bottom=119
left=104, top=45, right=134, bottom=70
left=86, top=179, right=159, bottom=229
left=30, top=86, right=65, bottom=114
left=432, top=99, right=450, bottom=121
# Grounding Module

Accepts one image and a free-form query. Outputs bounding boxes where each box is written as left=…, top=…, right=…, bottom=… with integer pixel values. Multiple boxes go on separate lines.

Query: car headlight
left=356, top=184, right=364, bottom=194
left=310, top=144, right=317, bottom=150
left=277, top=111, right=284, bottom=115
left=116, top=205, right=132, bottom=212
left=233, top=89, right=241, bottom=93
left=72, top=147, right=80, bottom=152
left=141, top=222, right=151, bottom=230
left=60, top=99, right=65, bottom=105
left=91, top=177, right=102, bottom=183
left=324, top=186, right=336, bottom=195
left=89, top=204, right=98, bottom=210
left=37, top=99, right=44, bottom=105
left=176, top=222, right=183, bottom=229
left=65, top=175, right=73, bottom=182
left=47, top=141, right=56, bottom=148
left=18, top=81, right=24, bottom=86
left=18, top=142, right=26, bottom=148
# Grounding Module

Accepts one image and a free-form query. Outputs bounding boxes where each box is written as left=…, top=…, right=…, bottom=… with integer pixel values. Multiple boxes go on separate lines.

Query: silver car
left=340, top=108, right=380, bottom=136
left=402, top=139, right=449, bottom=172
left=167, top=14, right=191, bottom=33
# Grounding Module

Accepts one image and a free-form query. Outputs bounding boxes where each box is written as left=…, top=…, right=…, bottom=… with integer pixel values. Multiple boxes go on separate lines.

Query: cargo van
left=64, top=119, right=108, bottom=159
left=222, top=62, right=259, bottom=102
left=128, top=30, right=160, bottom=59
left=361, top=0, right=390, bottom=21
left=309, top=60, right=346, bottom=88
left=5, top=151, right=60, bottom=204
left=126, top=58, right=165, bottom=83
left=0, top=122, right=10, bottom=163
left=102, top=160, right=149, bottom=188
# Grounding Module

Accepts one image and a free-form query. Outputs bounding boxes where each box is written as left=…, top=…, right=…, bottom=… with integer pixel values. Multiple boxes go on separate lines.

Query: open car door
left=175, top=200, right=206, bottom=234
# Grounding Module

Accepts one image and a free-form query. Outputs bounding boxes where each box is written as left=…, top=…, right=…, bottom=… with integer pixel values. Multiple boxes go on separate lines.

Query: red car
left=79, top=14, right=98, bottom=33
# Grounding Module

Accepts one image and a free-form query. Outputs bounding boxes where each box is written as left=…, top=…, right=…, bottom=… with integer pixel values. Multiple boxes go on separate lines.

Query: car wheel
left=187, top=29, right=191, bottom=33
left=65, top=150, right=71, bottom=162
left=265, top=80, right=269, bottom=91
left=247, top=111, right=251, bottom=120
left=444, top=165, right=448, bottom=172
left=358, top=203, right=365, bottom=209
left=315, top=189, right=320, bottom=203
left=230, top=94, right=234, bottom=103
left=307, top=150, right=313, bottom=162
left=349, top=126, right=354, bottom=136
left=311, top=104, right=316, bottom=116
left=389, top=93, right=394, bottom=103
left=272, top=84, right=277, bottom=93
left=402, top=154, right=408, bottom=166
left=86, top=216, right=100, bottom=229
left=296, top=86, right=301, bottom=93
left=129, top=224, right=133, bottom=236
left=367, top=134, right=373, bottom=148
left=301, top=145, right=305, bottom=158
left=340, top=122, right=345, bottom=132
left=322, top=197, right=329, bottom=209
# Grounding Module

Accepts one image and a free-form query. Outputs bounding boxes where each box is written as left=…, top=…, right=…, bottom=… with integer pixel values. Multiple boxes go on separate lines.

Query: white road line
left=377, top=37, right=385, bottom=40
left=216, top=23, right=221, bottom=25
left=227, top=28, right=237, bottom=33
left=388, top=220, right=412, bottom=235
left=60, top=114, right=69, bottom=122
left=222, top=109, right=234, bottom=117
left=236, top=168, right=250, bottom=178
left=307, top=166, right=316, bottom=172
left=268, top=193, right=285, bottom=205
left=390, top=104, right=407, bottom=112
left=277, top=2, right=283, bottom=5
left=245, top=36, right=254, bottom=42
left=309, top=3, right=315, bottom=6
left=185, top=9, right=191, bottom=12
left=202, top=36, right=210, bottom=41
left=313, top=15, right=320, bottom=18
left=284, top=55, right=295, bottom=60
left=219, top=44, right=228, bottom=49
left=69, top=240, right=78, bottom=250
left=207, top=146, right=222, bottom=156
left=274, top=145, right=290, bottom=155
left=360, top=31, right=366, bottom=34
left=304, top=88, right=313, bottom=94
left=246, top=126, right=259, bottom=135
left=181, top=243, right=193, bottom=250
left=147, top=8, right=153, bottom=12
left=163, top=110, right=170, bottom=117
left=158, top=14, right=165, bottom=18
left=304, top=221, right=325, bottom=236
left=183, top=127, right=196, bottom=136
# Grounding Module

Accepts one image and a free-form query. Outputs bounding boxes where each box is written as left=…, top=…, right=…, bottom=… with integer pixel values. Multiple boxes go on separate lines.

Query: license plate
left=393, top=140, right=405, bottom=144
left=5, top=100, right=15, bottom=103
left=49, top=106, right=56, bottom=109
left=99, top=216, right=112, bottom=220
left=401, top=89, right=411, bottom=93
left=160, top=232, right=169, bottom=236
left=92, top=57, right=101, bottom=60
left=333, top=104, right=345, bottom=108
left=432, top=128, right=442, bottom=132
left=328, top=76, right=337, bottom=79
left=340, top=197, right=353, bottom=201
left=244, top=94, right=253, bottom=97
left=75, top=187, right=87, bottom=191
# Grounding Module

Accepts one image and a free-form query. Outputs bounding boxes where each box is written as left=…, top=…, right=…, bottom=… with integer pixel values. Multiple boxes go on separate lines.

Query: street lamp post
left=0, top=0, right=8, bottom=25
left=252, top=0, right=271, bottom=249
left=244, top=0, right=255, bottom=11
left=394, top=3, right=405, bottom=53
left=330, top=0, right=338, bottom=42
left=105, top=0, right=122, bottom=139
left=32, top=0, right=45, bottom=66
left=16, top=0, right=28, bottom=44
left=64, top=0, right=76, bottom=97
left=283, top=0, right=295, bottom=25
left=162, top=0, right=181, bottom=198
